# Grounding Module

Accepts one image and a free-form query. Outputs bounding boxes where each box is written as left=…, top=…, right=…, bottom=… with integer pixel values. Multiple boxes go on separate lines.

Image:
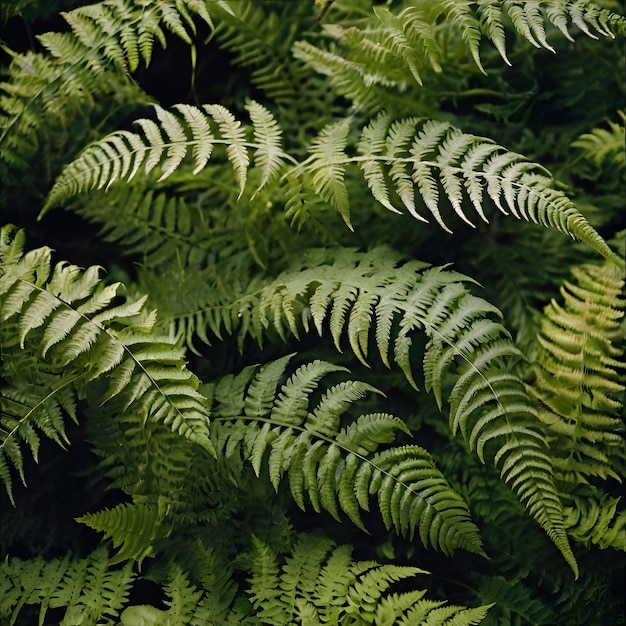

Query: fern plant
left=1, top=0, right=625, bottom=623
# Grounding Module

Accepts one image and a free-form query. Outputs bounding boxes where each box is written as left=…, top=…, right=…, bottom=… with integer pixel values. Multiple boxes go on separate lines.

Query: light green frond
left=60, top=0, right=214, bottom=71
left=210, top=356, right=482, bottom=555
left=305, top=118, right=352, bottom=228
left=44, top=102, right=288, bottom=211
left=77, top=502, right=166, bottom=565
left=298, top=115, right=615, bottom=258
left=249, top=534, right=492, bottom=625
left=531, top=261, right=625, bottom=483
left=0, top=225, right=212, bottom=500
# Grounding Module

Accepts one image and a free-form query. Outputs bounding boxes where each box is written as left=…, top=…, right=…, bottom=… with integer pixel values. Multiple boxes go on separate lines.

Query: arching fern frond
left=44, top=107, right=614, bottom=262
left=221, top=246, right=578, bottom=573
left=43, top=101, right=289, bottom=211
left=294, top=114, right=615, bottom=259
left=0, top=225, right=212, bottom=501
left=530, top=261, right=625, bottom=483
left=248, top=534, right=492, bottom=625
left=208, top=354, right=484, bottom=555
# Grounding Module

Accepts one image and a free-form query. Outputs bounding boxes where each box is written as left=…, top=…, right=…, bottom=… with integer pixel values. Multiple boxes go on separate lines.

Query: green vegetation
left=1, top=1, right=624, bottom=624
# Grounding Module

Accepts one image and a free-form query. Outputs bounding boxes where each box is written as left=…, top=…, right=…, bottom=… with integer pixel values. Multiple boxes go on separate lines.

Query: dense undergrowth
left=0, top=1, right=624, bottom=624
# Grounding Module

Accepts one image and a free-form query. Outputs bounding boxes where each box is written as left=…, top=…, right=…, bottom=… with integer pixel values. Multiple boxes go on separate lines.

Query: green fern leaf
left=77, top=501, right=166, bottom=565
left=43, top=102, right=286, bottom=211
left=0, top=226, right=212, bottom=500
left=531, top=261, right=625, bottom=484
left=305, top=118, right=352, bottom=228
left=0, top=548, right=135, bottom=625
left=210, top=356, right=482, bottom=554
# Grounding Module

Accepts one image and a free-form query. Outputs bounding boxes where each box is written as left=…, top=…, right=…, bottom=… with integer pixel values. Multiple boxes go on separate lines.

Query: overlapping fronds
left=57, top=0, right=214, bottom=72
left=0, top=225, right=211, bottom=502
left=294, top=113, right=615, bottom=259
left=294, top=0, right=626, bottom=105
left=0, top=0, right=216, bottom=180
left=222, top=247, right=577, bottom=573
left=212, top=0, right=322, bottom=108
left=0, top=547, right=135, bottom=626
left=119, top=547, right=250, bottom=625
left=208, top=354, right=483, bottom=555
left=44, top=101, right=289, bottom=211
left=45, top=105, right=615, bottom=262
left=249, top=534, right=492, bottom=625
left=531, top=261, right=625, bottom=483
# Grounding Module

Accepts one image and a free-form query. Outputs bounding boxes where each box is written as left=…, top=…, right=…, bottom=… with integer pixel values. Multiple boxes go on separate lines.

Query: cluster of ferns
left=0, top=1, right=624, bottom=624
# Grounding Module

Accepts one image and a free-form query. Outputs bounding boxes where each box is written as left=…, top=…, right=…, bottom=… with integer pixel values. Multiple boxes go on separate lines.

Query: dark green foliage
left=1, top=0, right=624, bottom=623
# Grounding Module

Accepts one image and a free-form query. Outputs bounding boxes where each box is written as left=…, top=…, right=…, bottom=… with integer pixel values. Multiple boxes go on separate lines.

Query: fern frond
left=225, top=247, right=578, bottom=573
left=531, top=261, right=625, bottom=483
left=0, top=225, right=212, bottom=500
left=212, top=0, right=328, bottom=111
left=0, top=44, right=148, bottom=179
left=77, top=501, right=167, bottom=565
left=209, top=355, right=483, bottom=555
left=294, top=114, right=615, bottom=259
left=59, top=0, right=214, bottom=72
left=248, top=534, right=492, bottom=625
left=295, top=0, right=626, bottom=100
left=0, top=547, right=135, bottom=626
left=43, top=102, right=289, bottom=211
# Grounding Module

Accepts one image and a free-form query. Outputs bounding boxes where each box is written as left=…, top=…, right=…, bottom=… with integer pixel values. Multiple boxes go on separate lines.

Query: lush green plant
left=1, top=0, right=624, bottom=624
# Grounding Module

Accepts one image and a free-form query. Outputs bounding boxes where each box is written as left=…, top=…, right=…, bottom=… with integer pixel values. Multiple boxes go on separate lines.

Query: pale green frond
left=530, top=261, right=625, bottom=484
left=303, top=118, right=352, bottom=227
left=203, top=103, right=250, bottom=197
left=44, top=102, right=286, bottom=211
left=298, top=116, right=614, bottom=259
left=246, top=100, right=288, bottom=193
